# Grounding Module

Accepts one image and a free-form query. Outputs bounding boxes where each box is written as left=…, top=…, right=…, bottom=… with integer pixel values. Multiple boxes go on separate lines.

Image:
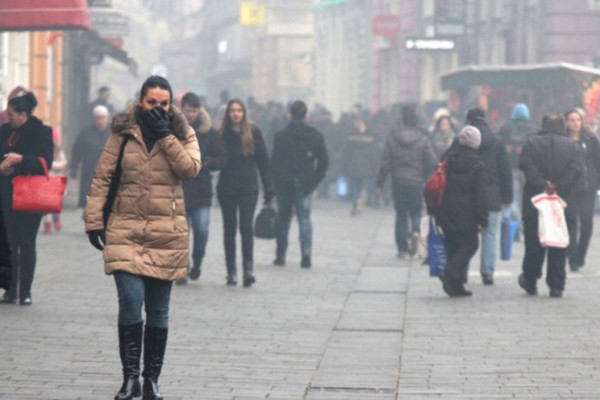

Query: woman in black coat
left=217, top=99, right=274, bottom=287
left=436, top=126, right=488, bottom=297
left=0, top=92, right=53, bottom=305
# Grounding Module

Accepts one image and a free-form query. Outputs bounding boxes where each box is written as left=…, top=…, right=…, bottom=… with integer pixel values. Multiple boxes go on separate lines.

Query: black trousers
left=392, top=183, right=423, bottom=252
left=567, top=190, right=596, bottom=267
left=218, top=192, right=258, bottom=278
left=442, top=228, right=479, bottom=282
left=4, top=211, right=42, bottom=299
left=522, top=214, right=571, bottom=291
left=0, top=202, right=10, bottom=267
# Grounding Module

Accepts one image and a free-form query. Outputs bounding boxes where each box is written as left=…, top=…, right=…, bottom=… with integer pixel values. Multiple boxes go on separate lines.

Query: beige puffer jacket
left=85, top=106, right=201, bottom=281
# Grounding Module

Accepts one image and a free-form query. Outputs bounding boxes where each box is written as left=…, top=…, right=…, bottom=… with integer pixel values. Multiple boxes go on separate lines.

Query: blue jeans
left=510, top=170, right=524, bottom=226
left=113, top=272, right=173, bottom=328
left=480, top=211, right=500, bottom=276
left=276, top=192, right=313, bottom=258
left=392, top=183, right=423, bottom=252
left=187, top=207, right=210, bottom=268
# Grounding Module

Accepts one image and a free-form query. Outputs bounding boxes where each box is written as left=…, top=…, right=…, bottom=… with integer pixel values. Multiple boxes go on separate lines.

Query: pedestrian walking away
left=518, top=113, right=585, bottom=298
left=0, top=92, right=53, bottom=306
left=271, top=100, right=329, bottom=268
left=217, top=98, right=274, bottom=287
left=376, top=104, right=437, bottom=259
left=436, top=126, right=488, bottom=297
left=564, top=109, right=600, bottom=271
left=464, top=108, right=512, bottom=285
left=177, top=91, right=227, bottom=285
left=85, top=75, right=201, bottom=400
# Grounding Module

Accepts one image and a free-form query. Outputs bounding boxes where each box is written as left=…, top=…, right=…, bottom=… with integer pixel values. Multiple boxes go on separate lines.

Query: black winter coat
left=182, top=119, right=227, bottom=209
left=70, top=124, right=110, bottom=207
left=0, top=117, right=54, bottom=214
left=519, top=130, right=586, bottom=221
left=271, top=120, right=329, bottom=197
left=574, top=131, right=600, bottom=192
left=437, top=146, right=488, bottom=232
left=469, top=119, right=512, bottom=211
left=376, top=126, right=437, bottom=188
left=217, top=125, right=274, bottom=199
left=341, top=134, right=378, bottom=179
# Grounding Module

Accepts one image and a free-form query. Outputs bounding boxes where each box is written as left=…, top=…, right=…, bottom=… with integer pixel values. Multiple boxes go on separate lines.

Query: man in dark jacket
left=437, top=126, right=488, bottom=297
left=271, top=100, right=329, bottom=268
left=178, top=92, right=227, bottom=283
left=518, top=113, right=586, bottom=298
left=465, top=108, right=512, bottom=285
left=376, top=104, right=437, bottom=258
left=70, top=105, right=111, bottom=209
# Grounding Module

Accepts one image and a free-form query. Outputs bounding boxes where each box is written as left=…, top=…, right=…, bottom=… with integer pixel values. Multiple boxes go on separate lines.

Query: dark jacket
left=519, top=130, right=586, bottom=221
left=271, top=120, right=329, bottom=197
left=0, top=117, right=54, bottom=214
left=574, top=131, right=600, bottom=192
left=376, top=126, right=437, bottom=188
left=437, top=146, right=488, bottom=232
left=70, top=124, right=111, bottom=207
left=470, top=119, right=513, bottom=211
left=182, top=111, right=227, bottom=209
left=341, top=134, right=378, bottom=179
left=498, top=119, right=535, bottom=168
left=217, top=125, right=274, bottom=198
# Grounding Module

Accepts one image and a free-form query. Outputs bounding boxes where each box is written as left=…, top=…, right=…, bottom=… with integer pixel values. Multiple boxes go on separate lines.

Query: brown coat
left=85, top=106, right=202, bottom=281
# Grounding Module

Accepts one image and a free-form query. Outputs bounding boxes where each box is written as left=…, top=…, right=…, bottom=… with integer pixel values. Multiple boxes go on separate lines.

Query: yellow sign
left=240, top=2, right=266, bottom=26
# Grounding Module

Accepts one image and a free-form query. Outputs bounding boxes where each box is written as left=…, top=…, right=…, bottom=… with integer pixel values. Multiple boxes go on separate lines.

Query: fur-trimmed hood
left=111, top=104, right=191, bottom=140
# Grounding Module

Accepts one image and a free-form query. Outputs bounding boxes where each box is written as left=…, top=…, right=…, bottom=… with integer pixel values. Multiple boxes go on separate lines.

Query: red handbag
left=12, top=157, right=68, bottom=213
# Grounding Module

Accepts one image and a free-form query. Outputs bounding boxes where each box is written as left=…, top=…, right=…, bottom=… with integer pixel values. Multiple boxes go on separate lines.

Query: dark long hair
left=8, top=92, right=38, bottom=117
left=139, top=75, right=173, bottom=104
left=220, top=99, right=254, bottom=156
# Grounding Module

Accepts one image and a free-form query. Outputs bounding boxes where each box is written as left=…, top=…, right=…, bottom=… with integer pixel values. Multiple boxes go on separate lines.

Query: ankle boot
left=115, top=322, right=142, bottom=400
left=243, top=260, right=255, bottom=287
left=225, top=259, right=237, bottom=285
left=142, top=326, right=168, bottom=400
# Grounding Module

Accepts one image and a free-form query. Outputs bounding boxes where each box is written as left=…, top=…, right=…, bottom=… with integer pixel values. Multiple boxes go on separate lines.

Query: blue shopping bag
left=500, top=208, right=519, bottom=261
left=428, top=217, right=447, bottom=277
left=335, top=176, right=348, bottom=197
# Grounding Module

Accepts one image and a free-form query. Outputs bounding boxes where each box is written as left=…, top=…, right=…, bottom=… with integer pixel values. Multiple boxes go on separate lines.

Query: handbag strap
left=103, top=135, right=131, bottom=226
left=37, top=157, right=49, bottom=177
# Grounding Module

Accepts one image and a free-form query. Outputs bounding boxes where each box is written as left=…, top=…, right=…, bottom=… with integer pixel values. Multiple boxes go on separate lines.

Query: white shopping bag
left=531, top=191, right=569, bottom=248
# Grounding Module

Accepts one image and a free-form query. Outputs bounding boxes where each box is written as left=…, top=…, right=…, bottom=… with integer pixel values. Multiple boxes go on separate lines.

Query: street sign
left=405, top=37, right=456, bottom=51
left=240, top=2, right=266, bottom=26
left=89, top=0, right=112, bottom=7
left=92, top=11, right=130, bottom=37
left=371, top=15, right=401, bottom=37
left=435, top=0, right=466, bottom=36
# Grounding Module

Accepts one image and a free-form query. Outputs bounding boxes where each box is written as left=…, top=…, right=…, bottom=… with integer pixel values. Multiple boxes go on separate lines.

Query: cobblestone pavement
left=1, top=199, right=599, bottom=399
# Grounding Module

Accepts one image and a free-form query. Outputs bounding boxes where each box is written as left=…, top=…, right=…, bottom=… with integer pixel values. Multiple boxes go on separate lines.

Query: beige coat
left=85, top=106, right=201, bottom=281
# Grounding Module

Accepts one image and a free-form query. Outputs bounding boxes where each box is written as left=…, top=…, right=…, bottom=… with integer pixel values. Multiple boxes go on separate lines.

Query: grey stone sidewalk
left=1, top=199, right=599, bottom=399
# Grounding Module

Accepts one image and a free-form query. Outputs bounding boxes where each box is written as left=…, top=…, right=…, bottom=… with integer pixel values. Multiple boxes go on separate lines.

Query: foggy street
left=1, top=199, right=599, bottom=400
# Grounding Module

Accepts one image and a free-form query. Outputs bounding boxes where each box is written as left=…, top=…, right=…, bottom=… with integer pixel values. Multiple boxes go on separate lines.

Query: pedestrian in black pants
left=518, top=113, right=586, bottom=298
left=0, top=92, right=53, bottom=306
left=217, top=99, right=274, bottom=287
left=564, top=109, right=600, bottom=271
left=436, top=126, right=488, bottom=297
left=0, top=193, right=10, bottom=290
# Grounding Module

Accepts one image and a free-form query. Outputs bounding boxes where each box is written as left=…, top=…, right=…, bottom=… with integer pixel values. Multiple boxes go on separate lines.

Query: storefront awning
left=0, top=0, right=91, bottom=32
left=440, top=62, right=600, bottom=91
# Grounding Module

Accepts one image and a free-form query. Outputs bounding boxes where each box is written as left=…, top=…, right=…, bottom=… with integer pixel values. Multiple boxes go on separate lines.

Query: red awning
left=0, top=0, right=91, bottom=32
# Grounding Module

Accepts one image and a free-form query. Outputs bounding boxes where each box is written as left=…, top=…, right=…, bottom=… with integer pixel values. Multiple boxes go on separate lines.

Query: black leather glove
left=87, top=230, right=106, bottom=251
left=145, top=107, right=173, bottom=139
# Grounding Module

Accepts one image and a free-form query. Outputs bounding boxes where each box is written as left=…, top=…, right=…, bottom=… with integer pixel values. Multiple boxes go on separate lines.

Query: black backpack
left=254, top=206, right=280, bottom=239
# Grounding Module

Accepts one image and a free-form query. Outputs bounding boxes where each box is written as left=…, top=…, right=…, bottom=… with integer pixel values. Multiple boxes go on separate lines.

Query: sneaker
left=481, top=274, right=494, bottom=285
left=408, top=232, right=420, bottom=256
left=518, top=274, right=537, bottom=295
left=549, top=288, right=563, bottom=298
left=189, top=264, right=201, bottom=281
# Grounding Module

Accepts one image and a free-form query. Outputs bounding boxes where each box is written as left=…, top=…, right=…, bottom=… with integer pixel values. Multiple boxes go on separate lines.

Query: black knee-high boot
left=142, top=326, right=168, bottom=400
left=115, top=322, right=143, bottom=400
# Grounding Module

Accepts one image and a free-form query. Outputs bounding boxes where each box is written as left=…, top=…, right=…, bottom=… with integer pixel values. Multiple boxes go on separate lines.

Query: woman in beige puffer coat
left=85, top=76, right=201, bottom=400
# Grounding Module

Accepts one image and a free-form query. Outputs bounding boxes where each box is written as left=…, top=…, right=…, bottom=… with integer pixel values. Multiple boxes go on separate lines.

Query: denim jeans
left=187, top=207, right=210, bottom=268
left=479, top=211, right=500, bottom=276
left=113, top=271, right=173, bottom=328
left=276, top=191, right=313, bottom=258
left=392, top=183, right=423, bottom=252
left=567, top=190, right=597, bottom=267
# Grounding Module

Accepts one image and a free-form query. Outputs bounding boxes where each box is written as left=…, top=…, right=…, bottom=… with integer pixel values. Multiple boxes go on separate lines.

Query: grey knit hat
left=458, top=125, right=481, bottom=149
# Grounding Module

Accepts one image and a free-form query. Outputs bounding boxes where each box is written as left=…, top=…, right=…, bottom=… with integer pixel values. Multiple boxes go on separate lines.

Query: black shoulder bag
left=102, top=136, right=131, bottom=226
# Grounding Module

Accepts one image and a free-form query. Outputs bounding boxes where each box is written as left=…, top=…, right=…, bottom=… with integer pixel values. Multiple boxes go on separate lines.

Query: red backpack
left=424, top=159, right=448, bottom=212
